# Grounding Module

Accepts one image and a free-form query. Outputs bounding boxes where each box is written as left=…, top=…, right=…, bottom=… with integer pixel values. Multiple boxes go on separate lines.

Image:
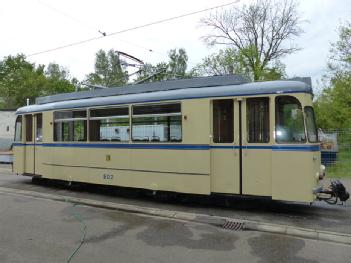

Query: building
left=0, top=109, right=16, bottom=151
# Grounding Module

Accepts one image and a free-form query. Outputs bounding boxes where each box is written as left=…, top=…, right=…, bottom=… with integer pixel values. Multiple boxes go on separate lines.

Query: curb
left=0, top=186, right=351, bottom=245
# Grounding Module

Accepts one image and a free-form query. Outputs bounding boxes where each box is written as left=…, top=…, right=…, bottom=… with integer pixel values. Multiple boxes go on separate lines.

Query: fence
left=320, top=129, right=351, bottom=178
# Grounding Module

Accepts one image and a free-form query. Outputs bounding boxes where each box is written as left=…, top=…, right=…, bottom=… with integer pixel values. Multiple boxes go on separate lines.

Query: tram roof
left=17, top=75, right=312, bottom=114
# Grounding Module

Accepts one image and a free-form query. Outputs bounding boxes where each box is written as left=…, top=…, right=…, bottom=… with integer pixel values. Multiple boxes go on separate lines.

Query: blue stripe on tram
left=12, top=143, right=320, bottom=151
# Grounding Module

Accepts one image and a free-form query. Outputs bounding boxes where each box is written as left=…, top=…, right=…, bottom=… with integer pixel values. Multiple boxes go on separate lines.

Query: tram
left=12, top=75, right=349, bottom=203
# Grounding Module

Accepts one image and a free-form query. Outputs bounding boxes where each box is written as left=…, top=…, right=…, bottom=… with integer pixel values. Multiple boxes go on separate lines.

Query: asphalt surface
left=1, top=164, right=351, bottom=235
left=1, top=186, right=351, bottom=263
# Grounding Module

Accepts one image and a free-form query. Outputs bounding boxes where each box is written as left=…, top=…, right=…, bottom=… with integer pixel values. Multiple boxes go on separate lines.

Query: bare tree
left=200, top=0, right=303, bottom=80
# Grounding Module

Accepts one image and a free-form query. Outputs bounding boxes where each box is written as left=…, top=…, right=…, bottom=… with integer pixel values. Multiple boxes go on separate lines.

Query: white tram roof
left=17, top=75, right=312, bottom=114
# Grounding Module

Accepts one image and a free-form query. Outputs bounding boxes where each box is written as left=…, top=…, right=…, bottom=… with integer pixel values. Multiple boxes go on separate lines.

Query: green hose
left=66, top=203, right=87, bottom=263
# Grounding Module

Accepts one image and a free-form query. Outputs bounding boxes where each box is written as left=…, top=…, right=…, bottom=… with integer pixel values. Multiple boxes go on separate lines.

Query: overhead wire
left=27, top=1, right=240, bottom=57
left=38, top=0, right=158, bottom=54
left=37, top=0, right=102, bottom=34
left=38, top=0, right=106, bottom=36
left=36, top=1, right=196, bottom=68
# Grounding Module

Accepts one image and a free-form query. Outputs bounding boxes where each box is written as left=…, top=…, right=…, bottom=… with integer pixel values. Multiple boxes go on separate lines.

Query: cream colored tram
left=12, top=75, right=327, bottom=203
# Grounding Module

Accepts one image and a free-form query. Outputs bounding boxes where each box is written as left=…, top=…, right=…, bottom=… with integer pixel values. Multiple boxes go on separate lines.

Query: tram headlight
left=319, top=165, right=326, bottom=180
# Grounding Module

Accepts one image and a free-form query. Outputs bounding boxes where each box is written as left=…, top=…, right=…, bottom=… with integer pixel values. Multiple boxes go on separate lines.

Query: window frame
left=53, top=109, right=88, bottom=142
left=25, top=115, right=33, bottom=142
left=131, top=102, right=183, bottom=143
left=246, top=97, right=270, bottom=144
left=14, top=115, right=22, bottom=142
left=212, top=99, right=234, bottom=144
left=89, top=106, right=130, bottom=142
left=36, top=113, right=43, bottom=142
left=304, top=106, right=318, bottom=143
left=275, top=95, right=307, bottom=144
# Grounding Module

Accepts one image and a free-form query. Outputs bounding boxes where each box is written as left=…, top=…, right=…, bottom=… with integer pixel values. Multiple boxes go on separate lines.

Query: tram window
left=247, top=98, right=269, bottom=143
left=305, top=107, right=318, bottom=143
left=132, top=103, right=182, bottom=142
left=55, top=111, right=86, bottom=119
left=275, top=96, right=306, bottom=143
left=25, top=115, right=33, bottom=142
left=213, top=100, right=234, bottom=143
left=14, top=116, right=22, bottom=142
left=89, top=107, right=129, bottom=142
left=36, top=114, right=43, bottom=142
left=54, top=110, right=87, bottom=142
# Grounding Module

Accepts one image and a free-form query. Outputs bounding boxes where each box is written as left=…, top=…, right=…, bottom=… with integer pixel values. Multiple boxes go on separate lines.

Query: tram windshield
left=275, top=96, right=306, bottom=143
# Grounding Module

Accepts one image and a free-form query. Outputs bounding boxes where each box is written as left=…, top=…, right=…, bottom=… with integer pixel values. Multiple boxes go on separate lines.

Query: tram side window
left=275, top=96, right=306, bottom=143
left=89, top=107, right=129, bottom=142
left=25, top=115, right=33, bottom=142
left=213, top=100, right=234, bottom=143
left=14, top=116, right=22, bottom=142
left=247, top=98, right=269, bottom=143
left=36, top=114, right=43, bottom=142
left=132, top=103, right=182, bottom=142
left=54, top=110, right=87, bottom=142
left=304, top=106, right=318, bottom=143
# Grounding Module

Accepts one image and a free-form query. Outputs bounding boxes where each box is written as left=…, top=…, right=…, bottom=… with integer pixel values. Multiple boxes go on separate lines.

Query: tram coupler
left=316, top=180, right=350, bottom=205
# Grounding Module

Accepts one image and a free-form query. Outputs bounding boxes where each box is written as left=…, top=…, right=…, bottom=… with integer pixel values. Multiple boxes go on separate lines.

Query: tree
left=168, top=48, right=189, bottom=79
left=192, top=48, right=247, bottom=76
left=327, top=21, right=351, bottom=76
left=192, top=48, right=286, bottom=80
left=200, top=0, right=302, bottom=81
left=314, top=76, right=351, bottom=129
left=0, top=54, right=76, bottom=108
left=259, top=59, right=286, bottom=81
left=314, top=23, right=351, bottom=129
left=43, top=63, right=75, bottom=95
left=86, top=49, right=128, bottom=87
left=135, top=62, right=168, bottom=83
left=0, top=54, right=46, bottom=108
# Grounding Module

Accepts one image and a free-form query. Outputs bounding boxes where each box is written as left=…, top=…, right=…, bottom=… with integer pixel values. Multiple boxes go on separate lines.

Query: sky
left=1, top=0, right=350, bottom=90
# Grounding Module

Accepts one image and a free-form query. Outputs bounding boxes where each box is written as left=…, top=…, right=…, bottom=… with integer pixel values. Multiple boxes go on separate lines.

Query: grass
left=326, top=149, right=351, bottom=178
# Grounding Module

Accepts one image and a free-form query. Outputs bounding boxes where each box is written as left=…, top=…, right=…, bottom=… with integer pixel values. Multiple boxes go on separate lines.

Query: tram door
left=24, top=114, right=35, bottom=174
left=240, top=98, right=272, bottom=196
left=34, top=113, right=43, bottom=175
left=210, top=99, right=241, bottom=194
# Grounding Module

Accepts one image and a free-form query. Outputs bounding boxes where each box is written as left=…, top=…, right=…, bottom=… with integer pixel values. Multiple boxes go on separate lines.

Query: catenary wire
left=37, top=0, right=101, bottom=34
left=27, top=1, right=239, bottom=57
left=38, top=0, right=159, bottom=55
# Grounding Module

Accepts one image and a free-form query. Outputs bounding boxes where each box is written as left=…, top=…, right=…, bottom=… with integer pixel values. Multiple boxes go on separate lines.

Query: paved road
left=0, top=186, right=350, bottom=263
left=1, top=164, right=351, bottom=236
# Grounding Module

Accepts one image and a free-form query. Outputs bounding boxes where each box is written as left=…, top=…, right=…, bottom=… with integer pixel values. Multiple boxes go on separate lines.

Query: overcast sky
left=1, top=0, right=350, bottom=90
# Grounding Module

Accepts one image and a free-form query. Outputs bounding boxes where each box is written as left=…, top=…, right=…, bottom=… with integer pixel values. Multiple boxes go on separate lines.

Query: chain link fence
left=320, top=129, right=351, bottom=178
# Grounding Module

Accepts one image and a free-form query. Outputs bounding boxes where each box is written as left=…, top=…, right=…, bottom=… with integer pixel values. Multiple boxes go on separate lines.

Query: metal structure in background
left=319, top=129, right=351, bottom=202
left=320, top=129, right=351, bottom=168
